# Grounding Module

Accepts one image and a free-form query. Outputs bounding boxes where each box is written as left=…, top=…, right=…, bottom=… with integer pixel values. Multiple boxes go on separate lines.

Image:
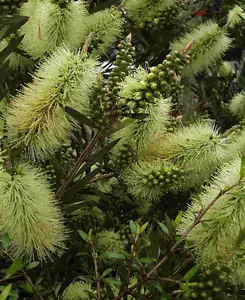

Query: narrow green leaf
left=71, top=166, right=103, bottom=192
left=241, top=154, right=245, bottom=179
left=88, top=229, right=93, bottom=240
left=0, top=35, right=24, bottom=64
left=100, top=268, right=113, bottom=278
left=26, top=261, right=40, bottom=270
left=0, top=284, right=12, bottom=300
left=65, top=106, right=96, bottom=128
left=126, top=113, right=150, bottom=119
left=158, top=222, right=169, bottom=235
left=140, top=222, right=149, bottom=234
left=183, top=265, right=198, bottom=281
left=129, top=220, right=137, bottom=236
left=1, top=233, right=9, bottom=250
left=174, top=211, right=183, bottom=227
left=76, top=138, right=120, bottom=177
left=139, top=257, right=157, bottom=263
left=5, top=258, right=22, bottom=278
left=165, top=213, right=174, bottom=231
left=104, top=278, right=121, bottom=287
left=77, top=230, right=89, bottom=242
left=100, top=252, right=125, bottom=260
left=0, top=16, right=28, bottom=26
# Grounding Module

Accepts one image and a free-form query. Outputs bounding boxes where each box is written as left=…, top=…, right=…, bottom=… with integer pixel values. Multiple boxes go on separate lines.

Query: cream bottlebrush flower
left=20, top=0, right=88, bottom=59
left=170, top=21, right=232, bottom=76
left=63, top=282, right=93, bottom=300
left=177, top=157, right=245, bottom=270
left=229, top=93, right=245, bottom=119
left=6, top=47, right=98, bottom=160
left=112, top=98, right=171, bottom=157
left=122, top=161, right=185, bottom=201
left=0, top=162, right=68, bottom=261
left=124, top=0, right=174, bottom=27
left=95, top=230, right=125, bottom=253
left=227, top=5, right=245, bottom=28
left=158, top=121, right=231, bottom=188
left=82, top=8, right=124, bottom=56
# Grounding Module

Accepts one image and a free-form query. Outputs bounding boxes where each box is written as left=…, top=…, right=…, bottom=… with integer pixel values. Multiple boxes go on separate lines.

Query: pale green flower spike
left=95, top=230, right=125, bottom=253
left=229, top=93, right=245, bottom=119
left=158, top=121, right=231, bottom=188
left=6, top=47, right=98, bottom=160
left=63, top=282, right=93, bottom=300
left=227, top=5, right=245, bottom=28
left=20, top=0, right=88, bottom=59
left=0, top=40, right=33, bottom=71
left=177, top=157, right=245, bottom=273
left=218, top=61, right=234, bottom=77
left=122, top=161, right=184, bottom=201
left=171, top=21, right=232, bottom=76
left=82, top=8, right=124, bottom=56
left=0, top=162, right=68, bottom=261
left=112, top=98, right=171, bottom=157
left=124, top=0, right=174, bottom=27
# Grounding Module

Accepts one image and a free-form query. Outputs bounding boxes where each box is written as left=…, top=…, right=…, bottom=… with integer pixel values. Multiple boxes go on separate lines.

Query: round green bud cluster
left=139, top=0, right=186, bottom=30
left=119, top=224, right=131, bottom=243
left=107, top=41, right=135, bottom=96
left=42, top=163, right=56, bottom=185
left=184, top=267, right=230, bottom=299
left=5, top=30, right=20, bottom=43
left=0, top=0, right=26, bottom=15
left=165, top=115, right=182, bottom=133
left=90, top=81, right=112, bottom=130
left=109, top=142, right=136, bottom=172
left=118, top=51, right=190, bottom=115
left=61, top=146, right=77, bottom=172
left=95, top=230, right=126, bottom=253
left=142, top=165, right=186, bottom=190
left=89, top=36, right=104, bottom=53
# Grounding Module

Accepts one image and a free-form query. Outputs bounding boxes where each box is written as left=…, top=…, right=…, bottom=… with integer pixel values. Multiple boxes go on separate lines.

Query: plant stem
left=55, top=131, right=102, bottom=200
left=0, top=248, right=44, bottom=300
left=113, top=180, right=242, bottom=300
left=89, top=241, right=101, bottom=300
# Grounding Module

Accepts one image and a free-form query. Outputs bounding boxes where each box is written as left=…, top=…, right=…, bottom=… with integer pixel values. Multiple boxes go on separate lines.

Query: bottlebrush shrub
left=82, top=8, right=124, bottom=56
left=0, top=162, right=67, bottom=261
left=229, top=93, right=245, bottom=119
left=6, top=47, right=97, bottom=160
left=122, top=160, right=186, bottom=201
left=157, top=121, right=231, bottom=188
left=63, top=282, right=94, bottom=300
left=112, top=98, right=171, bottom=157
left=170, top=21, right=231, bottom=76
left=20, top=0, right=87, bottom=59
left=177, top=157, right=245, bottom=275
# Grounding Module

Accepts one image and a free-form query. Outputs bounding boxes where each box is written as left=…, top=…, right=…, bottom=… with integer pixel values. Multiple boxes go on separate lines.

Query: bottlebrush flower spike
left=82, top=8, right=124, bottom=55
left=177, top=157, right=245, bottom=272
left=170, top=21, right=232, bottom=76
left=227, top=5, right=245, bottom=28
left=20, top=0, right=88, bottom=59
left=6, top=47, right=98, bottom=160
left=0, top=162, right=68, bottom=261
left=229, top=93, right=245, bottom=119
left=158, top=121, right=231, bottom=187
left=122, top=160, right=185, bottom=201
left=112, top=98, right=171, bottom=157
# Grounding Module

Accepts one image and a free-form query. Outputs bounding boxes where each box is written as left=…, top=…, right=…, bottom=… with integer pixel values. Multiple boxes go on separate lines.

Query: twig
left=0, top=248, right=44, bottom=300
left=88, top=172, right=114, bottom=184
left=55, top=131, right=102, bottom=199
left=89, top=241, right=101, bottom=300
left=113, top=180, right=242, bottom=300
